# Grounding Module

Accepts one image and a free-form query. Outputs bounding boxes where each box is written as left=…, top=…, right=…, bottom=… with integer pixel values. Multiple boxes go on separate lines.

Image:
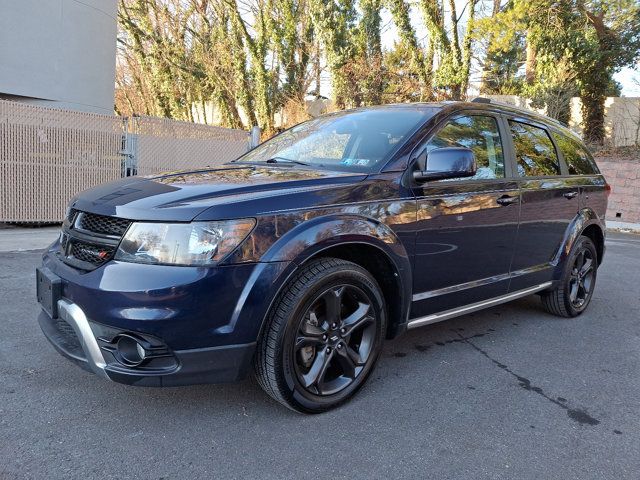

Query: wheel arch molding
left=553, top=207, right=606, bottom=273
left=249, top=214, right=413, bottom=343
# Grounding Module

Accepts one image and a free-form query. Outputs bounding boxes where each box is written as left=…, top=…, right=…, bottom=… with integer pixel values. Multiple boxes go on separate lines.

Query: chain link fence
left=130, top=116, right=249, bottom=175
left=0, top=100, right=251, bottom=223
left=0, top=100, right=123, bottom=223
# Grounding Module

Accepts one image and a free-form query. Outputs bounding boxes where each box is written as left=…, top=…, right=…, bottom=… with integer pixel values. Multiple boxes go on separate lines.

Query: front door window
left=426, top=115, right=505, bottom=180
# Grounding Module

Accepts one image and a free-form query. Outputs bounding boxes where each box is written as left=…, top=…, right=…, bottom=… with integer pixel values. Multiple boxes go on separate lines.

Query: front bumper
left=38, top=299, right=256, bottom=386
left=37, top=243, right=294, bottom=386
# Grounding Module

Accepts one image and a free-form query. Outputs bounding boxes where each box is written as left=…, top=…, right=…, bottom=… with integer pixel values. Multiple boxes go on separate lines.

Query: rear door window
left=552, top=132, right=599, bottom=175
left=509, top=121, right=561, bottom=177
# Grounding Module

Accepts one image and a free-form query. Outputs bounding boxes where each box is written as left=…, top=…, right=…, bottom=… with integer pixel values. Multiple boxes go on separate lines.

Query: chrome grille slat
left=66, top=208, right=77, bottom=224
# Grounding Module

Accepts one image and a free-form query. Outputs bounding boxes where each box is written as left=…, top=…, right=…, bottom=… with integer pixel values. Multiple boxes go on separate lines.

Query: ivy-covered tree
left=353, top=0, right=384, bottom=105
left=386, top=0, right=432, bottom=100
left=309, top=0, right=358, bottom=109
left=116, top=0, right=637, bottom=143
left=478, top=0, right=524, bottom=95
left=482, top=0, right=640, bottom=143
left=573, top=1, right=640, bottom=144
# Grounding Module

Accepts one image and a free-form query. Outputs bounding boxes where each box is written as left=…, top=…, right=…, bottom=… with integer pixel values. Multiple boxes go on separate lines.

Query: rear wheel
left=254, top=258, right=386, bottom=413
left=542, top=236, right=598, bottom=317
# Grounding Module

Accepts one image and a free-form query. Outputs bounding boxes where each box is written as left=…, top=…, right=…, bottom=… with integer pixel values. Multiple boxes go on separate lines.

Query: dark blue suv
left=37, top=100, right=608, bottom=412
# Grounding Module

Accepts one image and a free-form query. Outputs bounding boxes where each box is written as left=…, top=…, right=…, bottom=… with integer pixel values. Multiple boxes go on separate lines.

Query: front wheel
left=542, top=235, right=598, bottom=317
left=254, top=258, right=387, bottom=413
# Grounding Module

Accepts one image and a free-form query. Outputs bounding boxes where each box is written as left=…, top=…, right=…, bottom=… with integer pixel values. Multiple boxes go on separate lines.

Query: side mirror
left=413, top=147, right=477, bottom=182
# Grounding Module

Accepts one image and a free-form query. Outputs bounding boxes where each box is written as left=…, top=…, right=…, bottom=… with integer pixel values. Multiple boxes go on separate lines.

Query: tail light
left=605, top=183, right=612, bottom=197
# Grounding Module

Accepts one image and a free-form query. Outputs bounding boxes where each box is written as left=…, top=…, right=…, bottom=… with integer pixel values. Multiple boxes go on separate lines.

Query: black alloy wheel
left=542, top=235, right=598, bottom=317
left=293, top=284, right=376, bottom=396
left=255, top=257, right=386, bottom=413
left=568, top=247, right=595, bottom=309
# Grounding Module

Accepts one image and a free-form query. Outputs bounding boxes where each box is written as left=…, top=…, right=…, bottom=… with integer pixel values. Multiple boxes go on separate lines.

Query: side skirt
left=406, top=282, right=553, bottom=330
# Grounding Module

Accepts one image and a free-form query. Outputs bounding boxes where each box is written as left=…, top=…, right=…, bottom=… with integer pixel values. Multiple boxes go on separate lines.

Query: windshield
left=235, top=107, right=434, bottom=173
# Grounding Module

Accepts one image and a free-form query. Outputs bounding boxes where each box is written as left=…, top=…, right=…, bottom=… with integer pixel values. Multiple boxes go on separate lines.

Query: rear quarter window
left=552, top=132, right=600, bottom=175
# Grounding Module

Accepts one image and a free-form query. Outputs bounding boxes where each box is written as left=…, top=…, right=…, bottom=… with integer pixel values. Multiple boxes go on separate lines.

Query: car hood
left=70, top=165, right=367, bottom=221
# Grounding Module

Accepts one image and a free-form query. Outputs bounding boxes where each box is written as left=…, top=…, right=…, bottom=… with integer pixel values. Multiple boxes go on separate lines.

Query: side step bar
left=406, top=282, right=553, bottom=330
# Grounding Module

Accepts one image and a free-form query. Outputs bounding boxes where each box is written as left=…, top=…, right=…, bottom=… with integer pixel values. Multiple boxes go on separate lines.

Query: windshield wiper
left=265, top=157, right=311, bottom=166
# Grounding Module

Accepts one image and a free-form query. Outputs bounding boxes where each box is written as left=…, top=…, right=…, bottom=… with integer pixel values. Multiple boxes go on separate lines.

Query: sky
left=614, top=67, right=640, bottom=96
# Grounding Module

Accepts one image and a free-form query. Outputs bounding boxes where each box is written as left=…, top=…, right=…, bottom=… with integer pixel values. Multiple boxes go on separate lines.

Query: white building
left=0, top=0, right=117, bottom=114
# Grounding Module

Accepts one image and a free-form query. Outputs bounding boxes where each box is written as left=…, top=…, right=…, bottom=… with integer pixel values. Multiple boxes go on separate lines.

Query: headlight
left=114, top=219, right=255, bottom=266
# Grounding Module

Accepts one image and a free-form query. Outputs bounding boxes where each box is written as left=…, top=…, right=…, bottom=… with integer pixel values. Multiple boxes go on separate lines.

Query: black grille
left=69, top=241, right=115, bottom=266
left=54, top=316, right=77, bottom=339
left=61, top=210, right=130, bottom=271
left=77, top=212, right=131, bottom=237
left=52, top=317, right=84, bottom=358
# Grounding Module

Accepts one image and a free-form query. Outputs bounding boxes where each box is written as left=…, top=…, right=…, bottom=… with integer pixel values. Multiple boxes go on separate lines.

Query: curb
left=606, top=221, right=640, bottom=234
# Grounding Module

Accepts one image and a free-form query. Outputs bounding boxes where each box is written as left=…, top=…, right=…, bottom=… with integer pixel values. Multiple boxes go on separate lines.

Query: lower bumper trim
left=38, top=301, right=110, bottom=379
left=57, top=299, right=109, bottom=377
left=104, top=342, right=257, bottom=387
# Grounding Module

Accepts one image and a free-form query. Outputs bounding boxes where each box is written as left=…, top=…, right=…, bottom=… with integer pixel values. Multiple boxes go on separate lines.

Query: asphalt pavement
left=1, top=232, right=639, bottom=479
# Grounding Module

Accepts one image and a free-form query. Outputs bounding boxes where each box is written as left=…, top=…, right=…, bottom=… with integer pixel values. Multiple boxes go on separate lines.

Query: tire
left=541, top=235, right=598, bottom=317
left=254, top=257, right=387, bottom=413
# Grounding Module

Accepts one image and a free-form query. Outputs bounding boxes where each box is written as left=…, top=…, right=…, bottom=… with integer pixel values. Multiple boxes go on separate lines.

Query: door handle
left=563, top=191, right=579, bottom=199
left=496, top=195, right=519, bottom=206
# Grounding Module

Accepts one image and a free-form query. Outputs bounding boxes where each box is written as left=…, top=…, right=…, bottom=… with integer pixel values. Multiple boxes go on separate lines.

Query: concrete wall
left=570, top=97, right=640, bottom=148
left=0, top=0, right=117, bottom=114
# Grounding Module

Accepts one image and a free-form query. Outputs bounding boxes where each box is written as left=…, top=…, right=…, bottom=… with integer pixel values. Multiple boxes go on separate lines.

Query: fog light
left=115, top=334, right=147, bottom=367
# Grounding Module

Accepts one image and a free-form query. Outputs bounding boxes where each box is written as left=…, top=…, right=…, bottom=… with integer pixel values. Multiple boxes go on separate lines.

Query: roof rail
left=469, top=96, right=570, bottom=128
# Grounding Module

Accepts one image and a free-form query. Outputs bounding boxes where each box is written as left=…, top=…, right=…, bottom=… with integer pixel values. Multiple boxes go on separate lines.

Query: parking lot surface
left=1, top=232, right=639, bottom=479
